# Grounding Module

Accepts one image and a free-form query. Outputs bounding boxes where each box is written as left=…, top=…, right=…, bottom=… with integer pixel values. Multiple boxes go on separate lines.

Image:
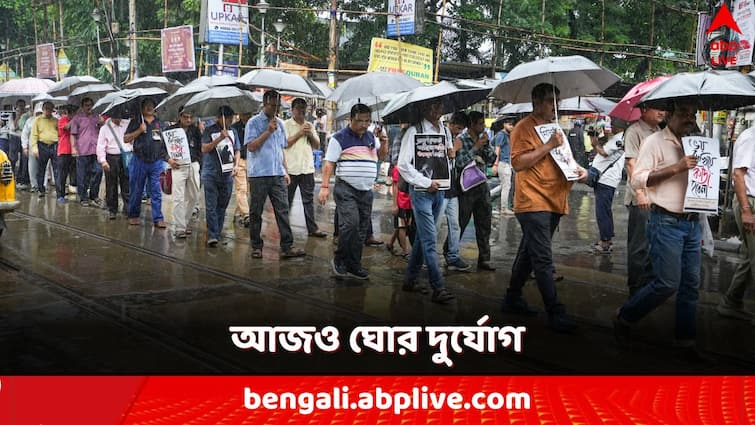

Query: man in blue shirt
left=245, top=90, right=305, bottom=259
left=493, top=118, right=515, bottom=216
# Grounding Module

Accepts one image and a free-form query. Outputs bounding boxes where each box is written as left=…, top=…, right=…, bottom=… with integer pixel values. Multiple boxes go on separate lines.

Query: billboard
left=387, top=0, right=415, bottom=37
left=36, top=43, right=57, bottom=79
left=199, top=0, right=249, bottom=45
left=367, top=38, right=432, bottom=85
left=162, top=25, right=196, bottom=73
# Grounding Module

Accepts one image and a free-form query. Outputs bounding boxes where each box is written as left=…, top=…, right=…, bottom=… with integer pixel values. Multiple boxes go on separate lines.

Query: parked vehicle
left=0, top=149, right=19, bottom=238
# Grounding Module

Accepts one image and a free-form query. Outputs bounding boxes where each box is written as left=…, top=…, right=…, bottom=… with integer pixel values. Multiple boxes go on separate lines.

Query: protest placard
left=682, top=136, right=719, bottom=213
left=534, top=123, right=581, bottom=181
left=162, top=128, right=192, bottom=165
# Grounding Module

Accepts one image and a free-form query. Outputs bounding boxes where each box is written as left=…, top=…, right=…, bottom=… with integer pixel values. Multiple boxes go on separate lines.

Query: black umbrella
left=638, top=70, right=755, bottom=111
left=380, top=81, right=491, bottom=124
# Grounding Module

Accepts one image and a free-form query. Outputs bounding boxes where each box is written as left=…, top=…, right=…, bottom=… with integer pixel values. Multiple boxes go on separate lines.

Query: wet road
left=0, top=180, right=753, bottom=374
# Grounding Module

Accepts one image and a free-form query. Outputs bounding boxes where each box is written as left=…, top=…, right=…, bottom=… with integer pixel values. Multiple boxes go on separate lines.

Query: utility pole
left=491, top=0, right=504, bottom=78
left=434, top=0, right=449, bottom=83
left=327, top=0, right=338, bottom=89
left=129, top=0, right=138, bottom=79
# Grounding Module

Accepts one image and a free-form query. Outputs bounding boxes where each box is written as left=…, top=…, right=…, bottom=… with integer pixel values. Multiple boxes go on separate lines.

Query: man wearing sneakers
left=317, top=103, right=387, bottom=279
left=717, top=122, right=755, bottom=322
left=397, top=98, right=456, bottom=304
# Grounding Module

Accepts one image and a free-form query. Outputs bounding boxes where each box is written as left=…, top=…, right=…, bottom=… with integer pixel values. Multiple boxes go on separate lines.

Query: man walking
left=494, top=118, right=515, bottom=216
left=285, top=98, right=326, bottom=238
left=623, top=105, right=665, bottom=295
left=500, top=83, right=587, bottom=333
left=96, top=115, right=131, bottom=219
left=717, top=123, right=755, bottom=322
left=71, top=97, right=104, bottom=207
left=245, top=90, right=305, bottom=259
left=397, top=98, right=456, bottom=304
left=166, top=109, right=202, bottom=238
left=317, top=103, right=387, bottom=279
left=614, top=100, right=701, bottom=355
left=30, top=101, right=59, bottom=197
left=231, top=113, right=252, bottom=226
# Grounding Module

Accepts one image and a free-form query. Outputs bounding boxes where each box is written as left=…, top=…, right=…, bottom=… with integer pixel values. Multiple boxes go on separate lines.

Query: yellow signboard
left=713, top=111, right=728, bottom=125
left=57, top=48, right=71, bottom=79
left=367, top=37, right=432, bottom=85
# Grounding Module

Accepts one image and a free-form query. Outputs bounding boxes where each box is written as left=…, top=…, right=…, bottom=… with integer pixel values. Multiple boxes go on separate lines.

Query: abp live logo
left=707, top=3, right=748, bottom=66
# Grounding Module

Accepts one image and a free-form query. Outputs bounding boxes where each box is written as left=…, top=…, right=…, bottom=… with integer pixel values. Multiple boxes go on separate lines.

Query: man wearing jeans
left=317, top=103, right=387, bottom=279
left=245, top=90, right=305, bottom=259
left=440, top=112, right=470, bottom=272
left=397, top=98, right=456, bottom=304
left=30, top=101, right=59, bottom=197
left=614, top=100, right=701, bottom=355
left=500, top=84, right=587, bottom=333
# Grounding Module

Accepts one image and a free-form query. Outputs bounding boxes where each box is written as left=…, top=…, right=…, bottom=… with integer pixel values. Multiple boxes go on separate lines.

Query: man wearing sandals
left=245, top=90, right=305, bottom=259
left=317, top=103, right=387, bottom=279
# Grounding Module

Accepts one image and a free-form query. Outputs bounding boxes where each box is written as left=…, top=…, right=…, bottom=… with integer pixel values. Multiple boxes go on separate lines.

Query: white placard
left=534, top=123, right=581, bottom=181
left=682, top=136, right=720, bottom=214
left=162, top=128, right=192, bottom=165
left=213, top=131, right=235, bottom=173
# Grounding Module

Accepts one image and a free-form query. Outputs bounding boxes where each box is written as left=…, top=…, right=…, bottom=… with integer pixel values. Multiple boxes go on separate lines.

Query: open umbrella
left=638, top=70, right=755, bottom=111
left=102, top=88, right=168, bottom=118
left=92, top=91, right=129, bottom=114
left=185, top=75, right=241, bottom=88
left=31, top=93, right=69, bottom=107
left=238, top=69, right=321, bottom=96
left=47, top=76, right=101, bottom=97
left=381, top=81, right=491, bottom=124
left=181, top=86, right=261, bottom=117
left=498, top=96, right=614, bottom=116
left=327, top=72, right=423, bottom=103
left=126, top=75, right=183, bottom=93
left=491, top=55, right=620, bottom=103
left=0, top=77, right=55, bottom=95
left=68, top=83, right=117, bottom=106
left=609, top=75, right=672, bottom=121
left=155, top=83, right=211, bottom=120
left=335, top=93, right=401, bottom=121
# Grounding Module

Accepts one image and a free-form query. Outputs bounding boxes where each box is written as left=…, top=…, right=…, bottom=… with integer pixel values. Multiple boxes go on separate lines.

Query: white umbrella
left=125, top=75, right=183, bottom=94
left=327, top=72, right=423, bottom=103
left=237, top=69, right=321, bottom=96
left=0, top=77, right=55, bottom=95
left=381, top=81, right=491, bottom=124
left=497, top=97, right=609, bottom=116
left=639, top=70, right=755, bottom=111
left=68, top=83, right=117, bottom=106
left=186, top=75, right=241, bottom=88
left=491, top=55, right=620, bottom=103
left=31, top=93, right=69, bottom=107
left=155, top=83, right=211, bottom=120
left=181, top=86, right=261, bottom=118
left=335, top=93, right=400, bottom=121
left=47, top=76, right=101, bottom=97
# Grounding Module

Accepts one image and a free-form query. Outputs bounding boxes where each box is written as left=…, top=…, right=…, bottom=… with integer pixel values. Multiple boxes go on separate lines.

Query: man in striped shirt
left=318, top=104, right=387, bottom=279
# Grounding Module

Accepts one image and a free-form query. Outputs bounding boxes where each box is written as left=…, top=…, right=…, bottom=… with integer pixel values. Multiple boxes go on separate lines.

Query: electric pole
left=129, top=0, right=138, bottom=79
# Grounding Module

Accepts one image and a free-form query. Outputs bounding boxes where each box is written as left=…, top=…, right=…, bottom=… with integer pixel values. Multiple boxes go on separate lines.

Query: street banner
left=199, top=0, right=249, bottom=45
left=732, top=0, right=755, bottom=67
left=162, top=128, right=192, bottom=165
left=0, top=64, right=17, bottom=81
left=161, top=25, right=196, bottom=73
left=0, top=376, right=752, bottom=423
left=367, top=38, right=432, bottom=85
left=696, top=13, right=712, bottom=66
left=534, top=123, right=581, bottom=181
left=387, top=0, right=415, bottom=37
left=682, top=136, right=720, bottom=214
left=57, top=48, right=71, bottom=79
left=35, top=43, right=57, bottom=79
left=413, top=132, right=450, bottom=190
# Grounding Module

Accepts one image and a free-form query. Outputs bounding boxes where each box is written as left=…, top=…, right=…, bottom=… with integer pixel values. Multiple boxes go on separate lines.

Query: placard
left=682, top=136, right=720, bottom=214
left=161, top=25, right=196, bottom=73
left=213, top=131, right=235, bottom=173
left=413, top=133, right=450, bottom=190
left=162, top=128, right=192, bottom=165
left=533, top=123, right=581, bottom=181
left=36, top=43, right=57, bottom=79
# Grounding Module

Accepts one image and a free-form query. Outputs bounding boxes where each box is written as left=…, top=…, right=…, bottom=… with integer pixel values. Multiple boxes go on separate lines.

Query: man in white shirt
left=717, top=124, right=755, bottom=322
left=589, top=123, right=626, bottom=254
left=97, top=116, right=131, bottom=219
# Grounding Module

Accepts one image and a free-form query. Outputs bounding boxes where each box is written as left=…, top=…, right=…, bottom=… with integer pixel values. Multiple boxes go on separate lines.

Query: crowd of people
left=1, top=79, right=753, bottom=356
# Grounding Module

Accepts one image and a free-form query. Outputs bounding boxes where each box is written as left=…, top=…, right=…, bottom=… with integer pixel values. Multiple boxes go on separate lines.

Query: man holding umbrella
left=500, top=83, right=587, bottom=333
left=245, top=90, right=305, bottom=259
left=124, top=98, right=169, bottom=228
left=614, top=100, right=700, bottom=353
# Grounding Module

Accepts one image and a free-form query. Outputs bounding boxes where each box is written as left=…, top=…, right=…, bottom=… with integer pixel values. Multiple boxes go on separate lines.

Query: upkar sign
left=199, top=0, right=249, bottom=45
left=368, top=38, right=432, bottom=85
left=387, top=0, right=415, bottom=37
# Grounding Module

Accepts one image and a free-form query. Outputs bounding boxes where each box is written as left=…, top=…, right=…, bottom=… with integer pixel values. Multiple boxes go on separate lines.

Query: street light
left=91, top=6, right=120, bottom=86
left=257, top=0, right=269, bottom=67
left=272, top=19, right=287, bottom=68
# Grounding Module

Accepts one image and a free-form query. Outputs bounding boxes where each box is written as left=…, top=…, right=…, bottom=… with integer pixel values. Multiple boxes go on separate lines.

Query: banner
left=387, top=0, right=415, bottom=37
left=367, top=38, right=432, bottom=85
left=1, top=376, right=752, bottom=423
left=36, top=43, right=57, bottom=79
left=0, top=64, right=17, bottom=82
left=199, top=0, right=249, bottom=45
left=732, top=0, right=755, bottom=67
left=161, top=25, right=196, bottom=73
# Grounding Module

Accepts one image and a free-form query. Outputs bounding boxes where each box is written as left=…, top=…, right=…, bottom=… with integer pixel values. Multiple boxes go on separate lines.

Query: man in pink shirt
left=614, top=99, right=702, bottom=359
left=97, top=116, right=132, bottom=219
left=71, top=98, right=104, bottom=207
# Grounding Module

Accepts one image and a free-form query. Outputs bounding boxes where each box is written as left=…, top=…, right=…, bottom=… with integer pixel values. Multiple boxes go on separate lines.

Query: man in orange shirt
left=500, top=83, right=587, bottom=333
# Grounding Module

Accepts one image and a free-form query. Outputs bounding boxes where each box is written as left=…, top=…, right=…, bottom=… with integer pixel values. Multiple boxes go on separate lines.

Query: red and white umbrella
left=608, top=75, right=672, bottom=122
